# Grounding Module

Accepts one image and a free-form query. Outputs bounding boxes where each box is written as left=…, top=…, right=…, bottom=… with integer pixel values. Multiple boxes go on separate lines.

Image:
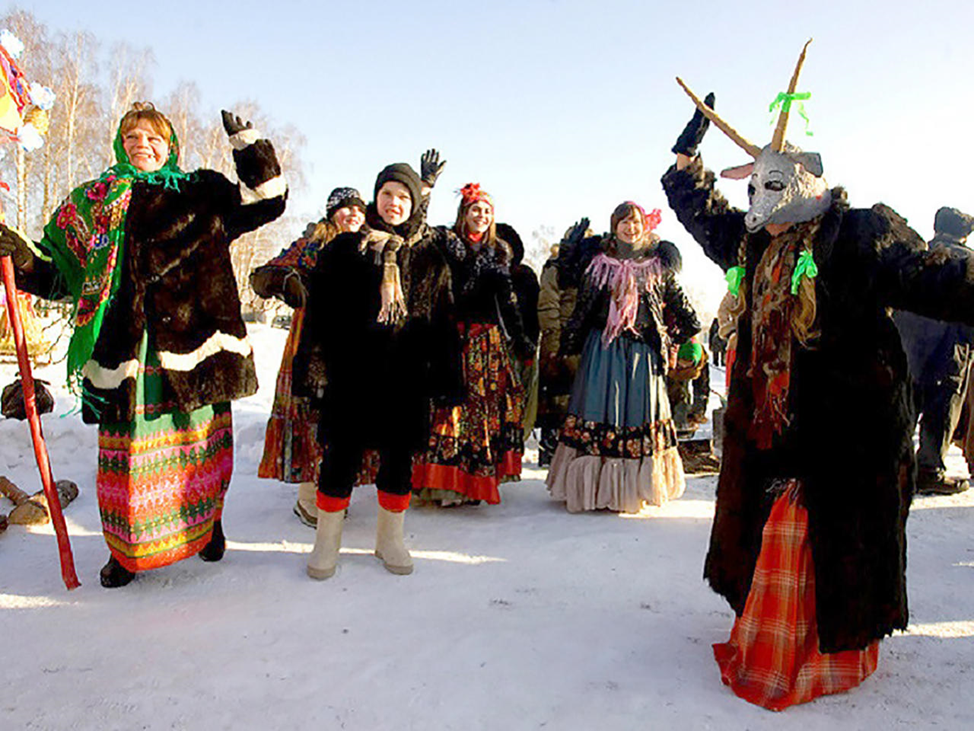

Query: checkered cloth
left=713, top=481, right=880, bottom=711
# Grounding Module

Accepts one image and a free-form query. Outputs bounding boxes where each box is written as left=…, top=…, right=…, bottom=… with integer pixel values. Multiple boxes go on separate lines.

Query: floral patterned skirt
left=412, top=322, right=525, bottom=505
left=546, top=330, right=684, bottom=512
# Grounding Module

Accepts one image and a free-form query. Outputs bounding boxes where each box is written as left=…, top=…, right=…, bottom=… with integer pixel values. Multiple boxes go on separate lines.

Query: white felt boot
left=375, top=506, right=413, bottom=575
left=294, top=481, right=318, bottom=527
left=307, top=508, right=344, bottom=580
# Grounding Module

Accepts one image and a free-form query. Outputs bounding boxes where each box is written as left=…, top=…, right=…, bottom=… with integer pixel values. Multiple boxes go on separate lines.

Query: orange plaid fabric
left=713, top=481, right=880, bottom=711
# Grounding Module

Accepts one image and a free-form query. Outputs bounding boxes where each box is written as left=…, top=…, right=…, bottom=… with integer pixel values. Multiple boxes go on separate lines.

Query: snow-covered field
left=2, top=324, right=973, bottom=730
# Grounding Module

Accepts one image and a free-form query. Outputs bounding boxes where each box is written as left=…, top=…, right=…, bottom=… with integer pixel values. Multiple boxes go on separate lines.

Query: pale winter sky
left=11, top=0, right=974, bottom=314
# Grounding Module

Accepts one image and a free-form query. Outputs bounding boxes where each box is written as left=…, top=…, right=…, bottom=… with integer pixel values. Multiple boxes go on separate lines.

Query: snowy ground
left=2, top=324, right=973, bottom=730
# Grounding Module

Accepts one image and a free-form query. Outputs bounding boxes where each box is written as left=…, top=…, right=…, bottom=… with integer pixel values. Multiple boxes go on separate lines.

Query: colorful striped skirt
left=413, top=322, right=525, bottom=505
left=713, top=482, right=880, bottom=711
left=97, top=341, right=234, bottom=572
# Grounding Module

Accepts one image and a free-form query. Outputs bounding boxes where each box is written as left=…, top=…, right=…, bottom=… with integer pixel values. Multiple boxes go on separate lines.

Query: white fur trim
left=239, top=175, right=287, bottom=206
left=228, top=128, right=261, bottom=151
left=156, top=331, right=253, bottom=371
left=83, top=358, right=140, bottom=390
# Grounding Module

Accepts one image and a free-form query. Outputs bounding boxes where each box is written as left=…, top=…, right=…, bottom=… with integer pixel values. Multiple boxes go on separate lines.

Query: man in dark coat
left=894, top=206, right=974, bottom=495
left=295, top=162, right=462, bottom=579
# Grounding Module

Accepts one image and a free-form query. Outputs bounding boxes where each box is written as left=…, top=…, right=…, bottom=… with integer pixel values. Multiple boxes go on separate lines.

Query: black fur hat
left=373, top=163, right=422, bottom=210
left=934, top=207, right=974, bottom=240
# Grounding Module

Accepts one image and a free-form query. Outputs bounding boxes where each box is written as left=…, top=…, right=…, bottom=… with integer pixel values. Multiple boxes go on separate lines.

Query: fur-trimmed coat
left=562, top=236, right=699, bottom=359
left=662, top=157, right=974, bottom=652
left=18, top=137, right=286, bottom=424
left=294, top=210, right=463, bottom=452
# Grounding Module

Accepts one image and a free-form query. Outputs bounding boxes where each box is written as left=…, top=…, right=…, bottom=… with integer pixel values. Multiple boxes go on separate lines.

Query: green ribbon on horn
left=769, top=91, right=814, bottom=137
left=791, top=249, right=819, bottom=294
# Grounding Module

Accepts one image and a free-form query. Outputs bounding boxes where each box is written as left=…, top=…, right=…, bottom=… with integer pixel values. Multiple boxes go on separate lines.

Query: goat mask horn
left=675, top=76, right=762, bottom=159
left=771, top=38, right=813, bottom=152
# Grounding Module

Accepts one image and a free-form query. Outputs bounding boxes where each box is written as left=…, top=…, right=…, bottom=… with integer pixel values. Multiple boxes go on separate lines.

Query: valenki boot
left=294, top=481, right=318, bottom=527
left=307, top=507, right=345, bottom=580
left=375, top=505, right=413, bottom=575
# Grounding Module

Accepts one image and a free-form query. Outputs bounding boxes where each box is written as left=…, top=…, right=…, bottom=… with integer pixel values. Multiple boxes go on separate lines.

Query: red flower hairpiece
left=646, top=207, right=662, bottom=231
left=458, top=182, right=492, bottom=208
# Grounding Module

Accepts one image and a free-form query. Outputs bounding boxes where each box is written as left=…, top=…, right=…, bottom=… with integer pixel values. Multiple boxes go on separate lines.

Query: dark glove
left=671, top=92, right=714, bottom=157
left=563, top=217, right=590, bottom=247
left=0, top=224, right=33, bottom=269
left=282, top=271, right=307, bottom=309
left=420, top=148, right=447, bottom=188
left=221, top=110, right=254, bottom=137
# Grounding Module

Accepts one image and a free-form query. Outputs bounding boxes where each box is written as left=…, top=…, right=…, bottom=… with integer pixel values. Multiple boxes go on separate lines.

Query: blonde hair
left=118, top=101, right=173, bottom=140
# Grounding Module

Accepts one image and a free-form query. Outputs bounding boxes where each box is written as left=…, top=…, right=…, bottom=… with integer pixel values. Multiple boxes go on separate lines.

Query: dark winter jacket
left=562, top=236, right=699, bottom=359
left=442, top=234, right=535, bottom=360
left=894, top=232, right=974, bottom=388
left=662, top=157, right=974, bottom=652
left=294, top=206, right=463, bottom=452
left=17, top=136, right=286, bottom=423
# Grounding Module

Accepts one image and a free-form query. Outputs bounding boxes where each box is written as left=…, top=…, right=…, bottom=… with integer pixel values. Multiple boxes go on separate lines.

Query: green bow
left=769, top=91, right=813, bottom=137
left=791, top=249, right=818, bottom=294
left=726, top=266, right=745, bottom=297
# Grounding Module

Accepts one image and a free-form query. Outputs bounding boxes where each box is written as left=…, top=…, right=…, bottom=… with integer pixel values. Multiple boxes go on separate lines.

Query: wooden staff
left=1, top=247, right=80, bottom=589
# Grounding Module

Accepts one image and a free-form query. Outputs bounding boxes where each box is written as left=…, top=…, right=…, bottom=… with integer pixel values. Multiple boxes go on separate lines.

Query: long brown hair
left=454, top=187, right=497, bottom=249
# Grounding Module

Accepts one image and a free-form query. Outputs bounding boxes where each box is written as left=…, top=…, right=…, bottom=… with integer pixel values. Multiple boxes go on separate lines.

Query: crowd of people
left=2, top=40, right=974, bottom=713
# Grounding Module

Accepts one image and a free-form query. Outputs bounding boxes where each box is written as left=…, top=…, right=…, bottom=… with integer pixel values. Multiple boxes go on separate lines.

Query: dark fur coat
left=19, top=139, right=286, bottom=423
left=294, top=208, right=463, bottom=452
left=562, top=236, right=699, bottom=358
left=662, top=158, right=974, bottom=652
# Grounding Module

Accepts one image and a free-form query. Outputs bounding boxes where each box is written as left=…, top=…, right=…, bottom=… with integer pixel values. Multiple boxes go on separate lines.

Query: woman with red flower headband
left=412, top=183, right=535, bottom=506
left=546, top=202, right=699, bottom=513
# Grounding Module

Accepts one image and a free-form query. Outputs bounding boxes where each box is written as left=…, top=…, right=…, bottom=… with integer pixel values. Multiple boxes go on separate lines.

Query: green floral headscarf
left=40, top=111, right=190, bottom=396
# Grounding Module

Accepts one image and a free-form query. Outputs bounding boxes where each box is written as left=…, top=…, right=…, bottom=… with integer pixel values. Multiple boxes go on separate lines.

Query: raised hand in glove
left=0, top=223, right=34, bottom=269
left=563, top=217, right=590, bottom=246
left=671, top=92, right=714, bottom=157
left=221, top=110, right=254, bottom=137
left=420, top=148, right=447, bottom=188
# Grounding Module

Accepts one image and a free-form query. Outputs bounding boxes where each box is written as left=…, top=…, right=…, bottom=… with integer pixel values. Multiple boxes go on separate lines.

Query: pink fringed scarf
left=586, top=252, right=663, bottom=346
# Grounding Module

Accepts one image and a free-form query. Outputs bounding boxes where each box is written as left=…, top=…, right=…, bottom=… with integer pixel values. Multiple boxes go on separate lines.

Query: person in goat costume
left=661, top=41, right=974, bottom=710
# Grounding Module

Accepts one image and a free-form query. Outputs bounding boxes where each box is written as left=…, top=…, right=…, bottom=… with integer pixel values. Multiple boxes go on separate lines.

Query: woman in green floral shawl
left=0, top=102, right=287, bottom=587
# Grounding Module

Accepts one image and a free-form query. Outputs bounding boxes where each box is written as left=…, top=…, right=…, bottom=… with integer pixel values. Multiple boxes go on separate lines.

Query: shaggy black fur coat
left=18, top=139, right=286, bottom=423
left=294, top=207, right=463, bottom=453
left=562, top=236, right=699, bottom=358
left=662, top=158, right=974, bottom=652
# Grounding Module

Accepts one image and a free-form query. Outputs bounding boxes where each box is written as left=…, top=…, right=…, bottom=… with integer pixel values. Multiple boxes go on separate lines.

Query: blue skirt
left=547, top=330, right=685, bottom=512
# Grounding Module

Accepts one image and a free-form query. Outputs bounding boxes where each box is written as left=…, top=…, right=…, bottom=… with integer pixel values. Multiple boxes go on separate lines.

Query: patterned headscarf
left=40, top=110, right=189, bottom=394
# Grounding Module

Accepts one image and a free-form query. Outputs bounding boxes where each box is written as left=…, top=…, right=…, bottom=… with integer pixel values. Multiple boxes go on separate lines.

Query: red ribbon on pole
left=1, top=253, right=80, bottom=589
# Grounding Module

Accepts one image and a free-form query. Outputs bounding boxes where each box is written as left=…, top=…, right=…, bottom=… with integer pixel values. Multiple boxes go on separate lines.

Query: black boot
left=916, top=470, right=969, bottom=496
left=199, top=519, right=226, bottom=562
left=100, top=556, right=136, bottom=588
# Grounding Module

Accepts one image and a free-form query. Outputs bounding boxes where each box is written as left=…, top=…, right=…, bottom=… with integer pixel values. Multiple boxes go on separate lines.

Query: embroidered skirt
left=258, top=307, right=380, bottom=487
left=97, top=339, right=234, bottom=572
left=713, top=482, right=880, bottom=711
left=546, top=330, right=685, bottom=513
left=412, top=322, right=525, bottom=505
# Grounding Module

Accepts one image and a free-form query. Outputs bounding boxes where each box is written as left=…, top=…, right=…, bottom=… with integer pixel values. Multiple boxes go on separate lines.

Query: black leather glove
left=671, top=92, right=714, bottom=157
left=420, top=148, right=446, bottom=188
left=282, top=271, right=307, bottom=309
left=0, top=224, right=33, bottom=269
left=563, top=217, right=590, bottom=247
left=221, top=110, right=254, bottom=137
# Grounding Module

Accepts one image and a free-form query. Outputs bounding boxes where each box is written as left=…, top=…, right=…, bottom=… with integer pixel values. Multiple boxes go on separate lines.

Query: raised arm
left=221, top=110, right=288, bottom=240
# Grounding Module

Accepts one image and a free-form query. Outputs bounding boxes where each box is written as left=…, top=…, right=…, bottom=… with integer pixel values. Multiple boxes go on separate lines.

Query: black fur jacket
left=561, top=236, right=699, bottom=360
left=18, top=137, right=286, bottom=424
left=662, top=157, right=974, bottom=652
left=441, top=233, right=535, bottom=360
left=294, top=205, right=463, bottom=452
